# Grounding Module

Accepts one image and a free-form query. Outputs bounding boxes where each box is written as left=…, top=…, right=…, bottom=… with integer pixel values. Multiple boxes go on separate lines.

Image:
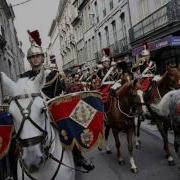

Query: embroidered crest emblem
left=70, top=100, right=97, bottom=128
left=61, top=130, right=68, bottom=141
left=81, top=129, right=93, bottom=147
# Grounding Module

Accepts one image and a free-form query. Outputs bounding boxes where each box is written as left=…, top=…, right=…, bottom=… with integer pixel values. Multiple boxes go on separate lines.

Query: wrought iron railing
left=118, top=37, right=128, bottom=53
left=129, top=0, right=180, bottom=42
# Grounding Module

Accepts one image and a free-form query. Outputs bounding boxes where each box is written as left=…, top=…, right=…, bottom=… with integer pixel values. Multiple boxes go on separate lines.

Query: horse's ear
left=166, top=65, right=172, bottom=72
left=34, top=67, right=46, bottom=89
left=0, top=72, right=16, bottom=96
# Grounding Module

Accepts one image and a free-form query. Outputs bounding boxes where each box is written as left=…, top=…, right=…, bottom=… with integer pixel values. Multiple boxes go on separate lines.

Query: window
left=98, top=32, right=102, bottom=50
left=120, top=13, right=126, bottom=38
left=102, top=0, right=106, bottom=17
left=105, top=26, right=110, bottom=47
left=92, top=36, right=95, bottom=59
left=103, top=9, right=106, bottom=17
left=110, top=0, right=114, bottom=10
left=112, top=21, right=117, bottom=43
left=94, top=1, right=99, bottom=23
left=139, top=0, right=150, bottom=18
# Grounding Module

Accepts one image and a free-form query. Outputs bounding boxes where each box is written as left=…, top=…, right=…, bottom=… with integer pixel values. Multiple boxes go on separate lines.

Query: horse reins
left=117, top=98, right=136, bottom=118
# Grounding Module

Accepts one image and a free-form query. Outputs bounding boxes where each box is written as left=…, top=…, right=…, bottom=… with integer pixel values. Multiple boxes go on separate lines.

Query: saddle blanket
left=48, top=91, right=104, bottom=151
left=0, top=112, right=14, bottom=159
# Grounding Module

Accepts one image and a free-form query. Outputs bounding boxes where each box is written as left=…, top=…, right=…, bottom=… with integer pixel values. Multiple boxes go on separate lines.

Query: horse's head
left=1, top=69, right=51, bottom=173
left=162, top=66, right=180, bottom=90
left=116, top=80, right=142, bottom=116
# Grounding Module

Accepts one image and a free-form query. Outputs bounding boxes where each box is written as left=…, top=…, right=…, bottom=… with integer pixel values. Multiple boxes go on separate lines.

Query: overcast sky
left=7, top=0, right=59, bottom=68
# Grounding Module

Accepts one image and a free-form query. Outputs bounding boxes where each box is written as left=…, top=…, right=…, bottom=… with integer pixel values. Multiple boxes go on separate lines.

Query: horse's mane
left=116, top=81, right=132, bottom=97
left=14, top=77, right=38, bottom=95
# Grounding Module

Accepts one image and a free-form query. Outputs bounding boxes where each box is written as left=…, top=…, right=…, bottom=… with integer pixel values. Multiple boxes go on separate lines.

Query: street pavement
left=76, top=121, right=180, bottom=180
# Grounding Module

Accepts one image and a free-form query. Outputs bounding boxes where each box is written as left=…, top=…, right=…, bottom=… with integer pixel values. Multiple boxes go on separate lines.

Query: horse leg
left=135, top=116, right=141, bottom=149
left=105, top=123, right=111, bottom=154
left=112, top=129, right=125, bottom=165
left=127, top=128, right=138, bottom=173
left=155, top=120, right=175, bottom=166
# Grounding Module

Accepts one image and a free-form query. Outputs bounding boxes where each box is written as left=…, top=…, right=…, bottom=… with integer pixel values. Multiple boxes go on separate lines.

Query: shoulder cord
left=44, top=72, right=59, bottom=88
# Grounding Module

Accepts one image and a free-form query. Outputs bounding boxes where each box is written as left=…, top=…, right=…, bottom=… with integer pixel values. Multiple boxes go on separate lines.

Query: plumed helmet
left=101, top=56, right=110, bottom=62
left=27, top=45, right=44, bottom=59
left=27, top=30, right=44, bottom=59
left=141, top=49, right=150, bottom=57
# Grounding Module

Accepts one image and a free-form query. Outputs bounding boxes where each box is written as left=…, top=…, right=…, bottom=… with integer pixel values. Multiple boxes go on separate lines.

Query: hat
left=141, top=49, right=150, bottom=57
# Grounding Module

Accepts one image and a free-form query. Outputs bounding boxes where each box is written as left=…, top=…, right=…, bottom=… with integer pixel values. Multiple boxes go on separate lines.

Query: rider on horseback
left=132, top=48, right=156, bottom=92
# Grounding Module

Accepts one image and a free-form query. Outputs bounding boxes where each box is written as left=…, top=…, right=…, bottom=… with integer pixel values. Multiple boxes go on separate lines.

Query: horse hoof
left=98, top=147, right=102, bottom=151
left=106, top=150, right=112, bottom=154
left=131, top=168, right=138, bottom=174
left=118, top=160, right=125, bottom=165
left=168, top=160, right=175, bottom=166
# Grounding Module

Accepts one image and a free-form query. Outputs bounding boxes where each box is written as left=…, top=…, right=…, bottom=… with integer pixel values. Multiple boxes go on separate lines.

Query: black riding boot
left=73, top=146, right=95, bottom=171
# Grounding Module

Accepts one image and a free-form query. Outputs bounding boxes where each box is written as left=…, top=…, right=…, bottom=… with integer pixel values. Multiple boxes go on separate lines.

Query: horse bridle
left=11, top=93, right=56, bottom=180
left=12, top=93, right=48, bottom=149
left=11, top=93, right=87, bottom=179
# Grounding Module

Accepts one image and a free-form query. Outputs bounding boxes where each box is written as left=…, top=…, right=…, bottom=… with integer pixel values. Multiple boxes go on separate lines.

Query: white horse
left=1, top=69, right=75, bottom=180
left=150, top=89, right=180, bottom=160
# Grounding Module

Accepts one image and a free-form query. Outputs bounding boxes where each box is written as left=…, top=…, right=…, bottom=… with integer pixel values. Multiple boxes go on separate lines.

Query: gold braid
left=44, top=72, right=60, bottom=88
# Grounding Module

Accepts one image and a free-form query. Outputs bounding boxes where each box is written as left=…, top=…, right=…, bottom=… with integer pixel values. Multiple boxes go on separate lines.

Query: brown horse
left=102, top=71, right=133, bottom=153
left=136, top=66, right=180, bottom=165
left=107, top=80, right=142, bottom=173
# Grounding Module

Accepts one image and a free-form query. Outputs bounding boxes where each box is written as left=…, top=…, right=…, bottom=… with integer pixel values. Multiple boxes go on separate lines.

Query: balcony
left=129, top=0, right=180, bottom=43
left=110, top=37, right=129, bottom=55
left=118, top=37, right=128, bottom=53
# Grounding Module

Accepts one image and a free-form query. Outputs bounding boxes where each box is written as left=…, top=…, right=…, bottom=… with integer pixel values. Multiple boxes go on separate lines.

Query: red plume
left=103, top=48, right=111, bottom=56
left=27, top=30, right=42, bottom=46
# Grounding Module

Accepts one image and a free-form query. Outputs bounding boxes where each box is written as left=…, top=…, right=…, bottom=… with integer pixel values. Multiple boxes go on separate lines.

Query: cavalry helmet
left=27, top=30, right=44, bottom=59
left=27, top=45, right=44, bottom=59
left=101, top=56, right=110, bottom=62
left=141, top=49, right=150, bottom=57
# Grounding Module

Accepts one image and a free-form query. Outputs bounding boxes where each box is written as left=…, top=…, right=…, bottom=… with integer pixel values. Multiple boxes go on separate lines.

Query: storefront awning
left=132, top=35, right=180, bottom=56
